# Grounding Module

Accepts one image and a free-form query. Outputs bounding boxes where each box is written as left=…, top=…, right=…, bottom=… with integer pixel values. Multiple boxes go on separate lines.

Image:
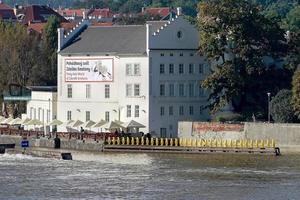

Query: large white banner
left=65, top=59, right=113, bottom=82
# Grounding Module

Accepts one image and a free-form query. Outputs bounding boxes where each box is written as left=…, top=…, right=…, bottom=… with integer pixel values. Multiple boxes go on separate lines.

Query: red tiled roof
left=22, top=5, right=68, bottom=25
left=27, top=22, right=76, bottom=34
left=143, top=7, right=175, bottom=17
left=88, top=9, right=112, bottom=18
left=0, top=2, right=16, bottom=20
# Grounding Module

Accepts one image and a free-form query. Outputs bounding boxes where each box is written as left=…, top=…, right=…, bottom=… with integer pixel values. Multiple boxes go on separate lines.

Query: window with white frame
left=47, top=110, right=50, bottom=122
left=86, top=84, right=91, bottom=99
left=134, top=84, right=140, bottom=96
left=67, top=84, right=72, bottom=98
left=105, top=84, right=110, bottom=98
left=160, top=106, right=165, bottom=116
left=160, top=128, right=167, bottom=138
left=160, top=53, right=164, bottom=57
left=179, top=106, right=184, bottom=116
left=189, top=106, right=194, bottom=115
left=126, top=84, right=132, bottom=97
left=135, top=105, right=139, bottom=117
left=188, top=83, right=194, bottom=97
left=86, top=111, right=90, bottom=121
left=105, top=111, right=110, bottom=122
left=134, top=63, right=141, bottom=75
left=160, top=64, right=165, bottom=74
left=169, top=83, right=174, bottom=97
left=179, top=84, right=184, bottom=97
left=199, top=85, right=205, bottom=97
left=169, top=64, right=174, bottom=74
left=189, top=64, right=194, bottom=74
left=67, top=111, right=72, bottom=121
left=160, top=84, right=165, bottom=96
left=169, top=106, right=173, bottom=116
left=200, top=106, right=205, bottom=114
left=126, top=64, right=132, bottom=76
left=127, top=105, right=131, bottom=117
left=179, top=64, right=184, bottom=74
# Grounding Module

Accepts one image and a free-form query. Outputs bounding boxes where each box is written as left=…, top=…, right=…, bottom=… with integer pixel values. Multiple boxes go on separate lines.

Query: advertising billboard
left=65, top=58, right=113, bottom=82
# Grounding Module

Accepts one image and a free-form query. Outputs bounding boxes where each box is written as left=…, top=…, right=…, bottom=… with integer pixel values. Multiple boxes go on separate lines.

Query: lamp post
left=267, top=92, right=271, bottom=123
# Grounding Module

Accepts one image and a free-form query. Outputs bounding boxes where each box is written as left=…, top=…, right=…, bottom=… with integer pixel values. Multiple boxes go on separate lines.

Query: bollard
left=271, top=139, right=275, bottom=148
left=224, top=140, right=228, bottom=148
left=197, top=139, right=201, bottom=147
left=112, top=137, right=116, bottom=145
left=183, top=138, right=187, bottom=147
left=188, top=138, right=192, bottom=147
left=234, top=140, right=237, bottom=148
left=126, top=137, right=130, bottom=145
left=204, top=139, right=207, bottom=147
left=165, top=138, right=168, bottom=146
left=136, top=137, right=139, bottom=145
left=141, top=137, right=144, bottom=145
left=209, top=139, right=212, bottom=147
left=220, top=139, right=223, bottom=148
left=156, top=138, right=159, bottom=146
left=161, top=138, right=164, bottom=146
left=146, top=138, right=149, bottom=145
left=151, top=138, right=154, bottom=146
left=250, top=140, right=253, bottom=148
left=179, top=138, right=183, bottom=146
left=214, top=139, right=218, bottom=147
left=117, top=137, right=120, bottom=145
left=193, top=139, right=197, bottom=147
left=229, top=140, right=232, bottom=148
left=200, top=139, right=203, bottom=147
left=170, top=138, right=173, bottom=146
left=260, top=139, right=264, bottom=148
left=107, top=137, right=111, bottom=145
left=122, top=137, right=125, bottom=145
left=131, top=137, right=135, bottom=145
left=174, top=138, right=178, bottom=146
left=266, top=139, right=270, bottom=148
left=245, top=140, right=248, bottom=148
left=255, top=139, right=258, bottom=148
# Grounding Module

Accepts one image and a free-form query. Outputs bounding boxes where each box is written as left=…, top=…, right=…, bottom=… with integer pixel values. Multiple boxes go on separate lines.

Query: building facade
left=57, top=15, right=210, bottom=137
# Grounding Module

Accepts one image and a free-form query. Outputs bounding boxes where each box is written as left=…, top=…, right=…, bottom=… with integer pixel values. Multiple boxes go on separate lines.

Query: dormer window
left=177, top=31, right=183, bottom=39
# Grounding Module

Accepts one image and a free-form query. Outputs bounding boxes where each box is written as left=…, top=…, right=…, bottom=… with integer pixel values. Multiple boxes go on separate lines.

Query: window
left=190, top=53, right=194, bottom=56
left=67, top=111, right=72, bottom=121
left=126, top=64, right=132, bottom=76
left=179, top=84, right=184, bottom=97
left=47, top=110, right=50, bottom=122
left=199, top=86, right=204, bottom=97
left=179, top=106, right=184, bottom=116
left=160, top=64, right=165, bottom=74
left=38, top=108, right=41, bottom=121
left=134, top=64, right=141, bottom=75
left=179, top=64, right=184, bottom=74
left=189, top=106, right=194, bottom=115
left=169, top=106, right=173, bottom=116
left=42, top=109, right=44, bottom=122
left=160, top=84, right=165, bottom=96
left=189, top=64, right=194, bottom=74
left=30, top=107, right=33, bottom=119
left=180, top=53, right=183, bottom=57
left=86, top=111, right=90, bottom=121
left=127, top=105, right=131, bottom=117
left=105, top=111, right=110, bottom=122
left=105, top=85, right=110, bottom=98
left=169, top=64, right=174, bottom=74
left=67, top=84, right=72, bottom=98
left=134, top=84, right=140, bottom=96
left=160, top=107, right=165, bottom=116
left=135, top=105, right=139, bottom=117
left=169, top=84, right=174, bottom=97
left=170, top=53, right=173, bottom=57
left=34, top=108, right=36, bottom=119
left=160, top=53, right=164, bottom=57
left=200, top=106, right=204, bottom=114
left=126, top=84, right=132, bottom=97
left=177, top=31, right=182, bottom=39
left=199, top=64, right=204, bottom=74
left=160, top=128, right=167, bottom=138
left=86, top=84, right=91, bottom=98
left=189, top=83, right=194, bottom=97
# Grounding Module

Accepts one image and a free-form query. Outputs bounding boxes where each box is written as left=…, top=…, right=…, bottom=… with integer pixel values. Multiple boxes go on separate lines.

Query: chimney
left=57, top=28, right=65, bottom=52
left=142, top=7, right=145, bottom=13
left=177, top=7, right=182, bottom=16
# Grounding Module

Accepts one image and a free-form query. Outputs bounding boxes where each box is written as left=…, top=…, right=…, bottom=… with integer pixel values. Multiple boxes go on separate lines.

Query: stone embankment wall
left=0, top=135, right=103, bottom=151
left=178, top=122, right=300, bottom=152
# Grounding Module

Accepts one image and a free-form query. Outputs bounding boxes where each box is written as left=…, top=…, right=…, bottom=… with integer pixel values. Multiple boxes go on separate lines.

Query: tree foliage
left=270, top=89, right=295, bottom=123
left=198, top=0, right=289, bottom=119
left=292, top=65, right=300, bottom=119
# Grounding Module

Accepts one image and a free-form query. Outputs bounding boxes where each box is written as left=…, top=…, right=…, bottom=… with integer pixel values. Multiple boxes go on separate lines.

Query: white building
left=57, top=14, right=210, bottom=137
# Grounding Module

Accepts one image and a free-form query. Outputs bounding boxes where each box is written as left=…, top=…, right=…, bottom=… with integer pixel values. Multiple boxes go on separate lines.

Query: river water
left=0, top=152, right=300, bottom=200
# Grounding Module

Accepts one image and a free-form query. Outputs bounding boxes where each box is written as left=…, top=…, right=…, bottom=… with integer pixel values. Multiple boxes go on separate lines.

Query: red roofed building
left=142, top=7, right=176, bottom=19
left=0, top=1, right=16, bottom=21
left=21, top=5, right=68, bottom=25
left=88, top=8, right=113, bottom=19
left=57, top=8, right=87, bottom=20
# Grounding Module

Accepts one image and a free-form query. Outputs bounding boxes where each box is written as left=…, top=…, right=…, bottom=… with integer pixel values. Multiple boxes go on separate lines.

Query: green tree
left=282, top=5, right=300, bottom=32
left=270, top=89, right=295, bottom=123
left=292, top=65, right=300, bottom=119
left=197, top=0, right=287, bottom=118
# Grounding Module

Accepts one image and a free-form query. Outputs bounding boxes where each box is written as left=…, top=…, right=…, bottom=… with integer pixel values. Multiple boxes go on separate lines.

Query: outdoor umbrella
left=124, top=120, right=146, bottom=128
left=26, top=119, right=43, bottom=126
left=69, top=120, right=84, bottom=128
left=100, top=120, right=125, bottom=130
left=1, top=117, right=14, bottom=124
left=83, top=120, right=96, bottom=128
left=93, top=119, right=107, bottom=128
left=20, top=118, right=31, bottom=125
left=9, top=117, right=22, bottom=125
left=48, top=119, right=63, bottom=126
left=0, top=116, right=5, bottom=123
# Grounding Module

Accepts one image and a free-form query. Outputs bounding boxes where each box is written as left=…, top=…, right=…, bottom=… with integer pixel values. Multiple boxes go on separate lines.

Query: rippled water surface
left=0, top=152, right=300, bottom=200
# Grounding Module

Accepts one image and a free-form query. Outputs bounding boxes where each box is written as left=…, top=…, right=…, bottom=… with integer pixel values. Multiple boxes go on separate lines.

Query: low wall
left=0, top=135, right=104, bottom=152
left=178, top=122, right=300, bottom=152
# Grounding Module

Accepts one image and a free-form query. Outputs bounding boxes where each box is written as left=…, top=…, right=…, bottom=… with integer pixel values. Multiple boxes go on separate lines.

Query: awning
left=48, top=119, right=63, bottom=126
left=83, top=120, right=96, bottom=128
left=68, top=120, right=84, bottom=128
left=26, top=119, right=43, bottom=126
left=93, top=119, right=107, bottom=128
left=124, top=120, right=146, bottom=128
left=1, top=117, right=14, bottom=124
left=8, top=117, right=22, bottom=125
left=100, top=120, right=125, bottom=130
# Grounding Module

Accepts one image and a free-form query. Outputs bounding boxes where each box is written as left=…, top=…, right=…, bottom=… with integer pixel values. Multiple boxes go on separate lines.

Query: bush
left=214, top=112, right=243, bottom=122
left=270, top=89, right=295, bottom=123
